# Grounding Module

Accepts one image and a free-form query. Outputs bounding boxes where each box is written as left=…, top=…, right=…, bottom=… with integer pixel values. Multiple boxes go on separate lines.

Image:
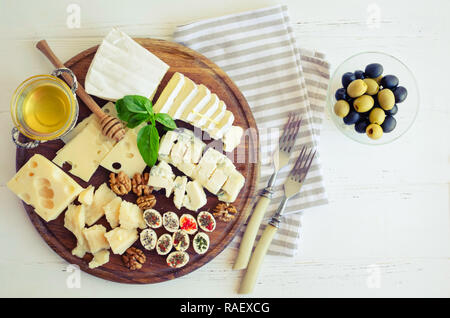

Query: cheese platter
left=11, top=30, right=259, bottom=284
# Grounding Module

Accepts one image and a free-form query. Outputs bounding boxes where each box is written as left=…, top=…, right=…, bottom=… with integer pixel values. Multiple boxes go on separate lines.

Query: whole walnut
left=137, top=194, right=157, bottom=210
left=132, top=173, right=152, bottom=196
left=122, top=247, right=146, bottom=270
left=109, top=172, right=132, bottom=195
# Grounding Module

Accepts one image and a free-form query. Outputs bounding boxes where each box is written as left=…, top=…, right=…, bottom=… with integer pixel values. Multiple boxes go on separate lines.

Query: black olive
left=385, top=104, right=398, bottom=116
left=380, top=75, right=399, bottom=89
left=343, top=110, right=360, bottom=125
left=354, top=70, right=365, bottom=79
left=354, top=119, right=370, bottom=133
left=393, top=86, right=408, bottom=103
left=335, top=88, right=348, bottom=100
left=364, top=63, right=383, bottom=78
left=381, top=115, right=397, bottom=132
left=342, top=72, right=356, bottom=88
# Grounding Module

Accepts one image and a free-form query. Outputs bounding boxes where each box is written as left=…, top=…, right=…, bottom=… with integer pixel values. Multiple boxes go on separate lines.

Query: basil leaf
left=127, top=113, right=149, bottom=128
left=123, top=95, right=151, bottom=114
left=155, top=113, right=177, bottom=130
left=137, top=125, right=159, bottom=167
left=115, top=98, right=134, bottom=122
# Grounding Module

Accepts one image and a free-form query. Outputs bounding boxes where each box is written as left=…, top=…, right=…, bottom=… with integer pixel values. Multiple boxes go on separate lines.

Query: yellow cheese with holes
left=105, top=227, right=138, bottom=255
left=64, top=204, right=89, bottom=258
left=85, top=183, right=116, bottom=226
left=99, top=129, right=146, bottom=177
left=82, top=224, right=110, bottom=253
left=53, top=119, right=116, bottom=182
left=103, top=196, right=122, bottom=228
left=89, top=250, right=110, bottom=269
left=119, top=200, right=146, bottom=230
left=7, top=154, right=83, bottom=222
left=78, top=185, right=94, bottom=206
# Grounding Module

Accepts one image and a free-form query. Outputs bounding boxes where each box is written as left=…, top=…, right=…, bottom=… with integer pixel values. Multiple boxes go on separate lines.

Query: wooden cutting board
left=15, top=38, right=259, bottom=284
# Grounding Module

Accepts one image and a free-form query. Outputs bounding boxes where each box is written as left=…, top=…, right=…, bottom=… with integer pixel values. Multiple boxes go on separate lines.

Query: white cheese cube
left=148, top=161, right=175, bottom=197
left=7, top=154, right=83, bottom=222
left=158, top=130, right=179, bottom=162
left=193, top=148, right=223, bottom=186
left=105, top=227, right=138, bottom=255
left=100, top=129, right=147, bottom=177
left=173, top=176, right=188, bottom=210
left=85, top=183, right=116, bottom=226
left=223, top=126, right=244, bottom=152
left=177, top=162, right=196, bottom=178
left=219, top=170, right=245, bottom=203
left=85, top=28, right=169, bottom=101
left=82, top=224, right=110, bottom=254
left=183, top=180, right=207, bottom=212
left=153, top=72, right=185, bottom=113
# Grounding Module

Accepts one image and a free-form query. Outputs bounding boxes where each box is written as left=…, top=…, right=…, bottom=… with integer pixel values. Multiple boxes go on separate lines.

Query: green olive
left=377, top=89, right=395, bottom=110
left=363, top=78, right=379, bottom=95
left=366, top=123, right=383, bottom=140
left=373, top=75, right=383, bottom=84
left=347, top=79, right=368, bottom=98
left=353, top=95, right=374, bottom=113
left=334, top=100, right=350, bottom=118
left=369, top=107, right=385, bottom=125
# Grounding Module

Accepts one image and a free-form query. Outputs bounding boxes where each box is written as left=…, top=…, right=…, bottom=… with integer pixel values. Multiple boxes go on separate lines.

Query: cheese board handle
left=35, top=40, right=126, bottom=142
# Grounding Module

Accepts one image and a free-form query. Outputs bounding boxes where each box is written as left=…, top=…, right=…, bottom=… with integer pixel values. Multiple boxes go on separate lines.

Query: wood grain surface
left=15, top=38, right=259, bottom=284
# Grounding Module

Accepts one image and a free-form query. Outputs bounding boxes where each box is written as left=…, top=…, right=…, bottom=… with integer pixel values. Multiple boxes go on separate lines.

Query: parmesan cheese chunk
left=82, top=224, right=110, bottom=254
left=105, top=227, right=138, bottom=255
left=89, top=250, right=110, bottom=269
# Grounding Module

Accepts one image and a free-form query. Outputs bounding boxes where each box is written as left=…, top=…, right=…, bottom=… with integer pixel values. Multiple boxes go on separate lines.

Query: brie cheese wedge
left=205, top=100, right=226, bottom=130
left=84, top=28, right=169, bottom=101
left=192, top=94, right=220, bottom=127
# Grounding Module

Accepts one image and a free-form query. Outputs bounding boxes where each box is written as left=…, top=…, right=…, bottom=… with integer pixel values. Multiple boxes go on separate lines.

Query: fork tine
left=291, top=146, right=306, bottom=174
left=280, top=115, right=302, bottom=153
left=305, top=150, right=317, bottom=173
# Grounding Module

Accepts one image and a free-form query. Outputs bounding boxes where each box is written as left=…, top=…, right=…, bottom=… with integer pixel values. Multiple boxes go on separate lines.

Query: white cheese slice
left=223, top=126, right=244, bottom=152
left=53, top=119, right=116, bottom=182
left=84, top=28, right=169, bottom=101
left=218, top=170, right=245, bottom=203
left=173, top=176, right=188, bottom=210
left=183, top=180, right=207, bottom=212
left=158, top=130, right=179, bottom=163
left=191, top=94, right=219, bottom=127
left=205, top=100, right=226, bottom=130
left=180, top=85, right=211, bottom=122
left=166, top=77, right=197, bottom=118
left=99, top=129, right=146, bottom=177
left=207, top=110, right=235, bottom=140
left=153, top=72, right=185, bottom=113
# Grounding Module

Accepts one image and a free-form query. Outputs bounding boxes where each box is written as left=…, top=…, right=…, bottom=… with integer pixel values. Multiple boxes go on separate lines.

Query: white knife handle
left=238, top=224, right=278, bottom=294
left=233, top=196, right=271, bottom=270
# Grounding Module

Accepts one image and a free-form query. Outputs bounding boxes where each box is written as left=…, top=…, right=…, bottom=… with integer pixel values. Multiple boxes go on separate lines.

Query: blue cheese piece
left=158, top=130, right=179, bottom=163
left=193, top=148, right=223, bottom=186
left=148, top=161, right=175, bottom=197
left=180, top=84, right=211, bottom=122
left=153, top=72, right=185, bottom=113
left=84, top=28, right=169, bottom=101
left=223, top=126, right=244, bottom=152
left=173, top=176, right=188, bottom=210
left=183, top=180, right=207, bottom=212
left=205, top=157, right=235, bottom=195
left=218, top=170, right=245, bottom=203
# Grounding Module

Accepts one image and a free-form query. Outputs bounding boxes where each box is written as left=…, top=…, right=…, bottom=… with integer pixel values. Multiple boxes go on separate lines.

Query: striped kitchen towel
left=174, top=5, right=330, bottom=257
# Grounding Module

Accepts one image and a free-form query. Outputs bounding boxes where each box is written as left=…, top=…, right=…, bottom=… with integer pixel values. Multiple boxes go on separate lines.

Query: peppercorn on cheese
left=105, top=227, right=138, bottom=255
left=89, top=250, right=110, bottom=269
left=103, top=196, right=122, bottom=229
left=7, top=154, right=83, bottom=222
left=119, top=200, right=146, bottom=230
left=82, top=224, right=109, bottom=254
left=85, top=183, right=116, bottom=226
left=64, top=204, right=90, bottom=258
left=100, top=129, right=146, bottom=177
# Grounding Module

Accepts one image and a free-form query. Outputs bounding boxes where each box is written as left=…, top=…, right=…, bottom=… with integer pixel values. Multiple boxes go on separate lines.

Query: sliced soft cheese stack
left=53, top=119, right=116, bottom=182
left=7, top=154, right=83, bottom=222
left=218, top=169, right=245, bottom=203
left=148, top=161, right=175, bottom=197
left=183, top=180, right=207, bottom=212
left=205, top=100, right=226, bottom=130
left=207, top=110, right=235, bottom=140
left=100, top=129, right=146, bottom=177
left=84, top=28, right=169, bottom=101
left=223, top=126, right=244, bottom=152
left=153, top=72, right=185, bottom=113
left=103, top=196, right=122, bottom=229
left=191, top=94, right=220, bottom=127
left=173, top=176, right=188, bottom=210
left=180, top=85, right=211, bottom=123
left=166, top=77, right=197, bottom=119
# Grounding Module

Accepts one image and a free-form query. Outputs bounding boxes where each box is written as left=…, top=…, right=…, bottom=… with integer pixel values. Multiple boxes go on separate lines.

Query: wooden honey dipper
left=36, top=40, right=126, bottom=142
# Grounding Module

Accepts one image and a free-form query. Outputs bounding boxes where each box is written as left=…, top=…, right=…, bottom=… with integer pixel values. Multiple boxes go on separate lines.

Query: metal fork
left=238, top=146, right=316, bottom=294
left=233, top=113, right=302, bottom=270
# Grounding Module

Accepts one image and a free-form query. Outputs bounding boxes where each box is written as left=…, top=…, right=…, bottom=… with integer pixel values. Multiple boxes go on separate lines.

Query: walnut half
left=213, top=202, right=238, bottom=222
left=109, top=172, right=132, bottom=195
left=136, top=194, right=157, bottom=210
left=131, top=173, right=152, bottom=196
left=122, top=247, right=146, bottom=270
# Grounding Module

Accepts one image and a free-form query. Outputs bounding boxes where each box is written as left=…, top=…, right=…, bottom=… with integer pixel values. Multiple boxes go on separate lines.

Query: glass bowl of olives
left=327, top=52, right=419, bottom=145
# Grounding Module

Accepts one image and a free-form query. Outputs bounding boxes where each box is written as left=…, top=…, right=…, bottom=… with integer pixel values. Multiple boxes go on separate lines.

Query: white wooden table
left=0, top=0, right=448, bottom=297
